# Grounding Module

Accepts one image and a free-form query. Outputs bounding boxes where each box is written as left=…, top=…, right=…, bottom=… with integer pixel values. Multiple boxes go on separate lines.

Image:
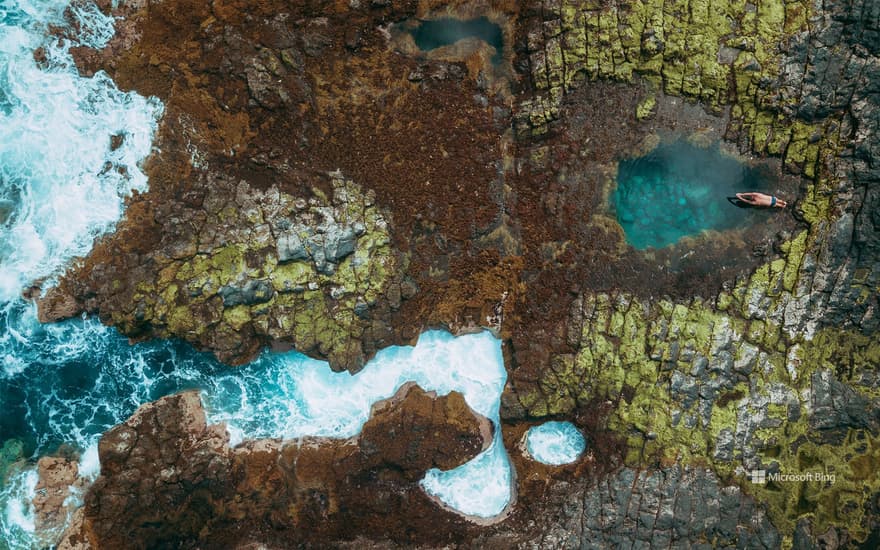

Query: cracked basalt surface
left=27, top=0, right=880, bottom=547
left=504, top=0, right=880, bottom=545
left=41, top=169, right=400, bottom=368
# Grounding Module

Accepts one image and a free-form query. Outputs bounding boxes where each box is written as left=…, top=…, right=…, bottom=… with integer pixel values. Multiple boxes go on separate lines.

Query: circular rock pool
left=525, top=421, right=586, bottom=465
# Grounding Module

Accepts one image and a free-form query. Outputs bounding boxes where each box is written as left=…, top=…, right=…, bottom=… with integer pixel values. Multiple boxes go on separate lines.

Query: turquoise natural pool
left=612, top=140, right=775, bottom=250
left=409, top=17, right=503, bottom=64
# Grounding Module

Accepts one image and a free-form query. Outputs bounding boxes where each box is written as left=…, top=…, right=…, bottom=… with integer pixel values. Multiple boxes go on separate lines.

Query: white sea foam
left=525, top=420, right=586, bottom=465
left=0, top=444, right=99, bottom=549
left=0, top=0, right=162, bottom=302
left=0, top=3, right=163, bottom=544
left=421, top=433, right=512, bottom=519
left=204, top=330, right=513, bottom=518
left=3, top=324, right=515, bottom=536
left=0, top=467, right=38, bottom=550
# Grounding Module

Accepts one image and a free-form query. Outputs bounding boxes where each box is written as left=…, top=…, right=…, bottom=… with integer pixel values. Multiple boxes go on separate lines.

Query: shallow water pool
left=612, top=140, right=775, bottom=249
left=409, top=17, right=503, bottom=64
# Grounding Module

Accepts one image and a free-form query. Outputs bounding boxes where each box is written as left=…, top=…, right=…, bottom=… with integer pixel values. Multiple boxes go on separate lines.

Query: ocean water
left=204, top=329, right=511, bottom=518
left=0, top=0, right=162, bottom=301
left=1, top=306, right=512, bottom=546
left=612, top=140, right=775, bottom=249
left=0, top=1, right=166, bottom=544
left=0, top=2, right=513, bottom=547
left=525, top=421, right=586, bottom=465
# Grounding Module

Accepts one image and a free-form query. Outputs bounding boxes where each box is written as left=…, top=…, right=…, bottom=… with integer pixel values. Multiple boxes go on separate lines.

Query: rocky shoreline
left=26, top=0, right=880, bottom=547
left=50, top=386, right=491, bottom=548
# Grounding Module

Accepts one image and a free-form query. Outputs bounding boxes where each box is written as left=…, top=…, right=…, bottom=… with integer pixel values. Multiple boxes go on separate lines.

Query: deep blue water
left=612, top=140, right=775, bottom=249
left=0, top=1, right=168, bottom=544
left=0, top=299, right=512, bottom=523
left=409, top=17, right=503, bottom=64
left=0, top=302, right=222, bottom=458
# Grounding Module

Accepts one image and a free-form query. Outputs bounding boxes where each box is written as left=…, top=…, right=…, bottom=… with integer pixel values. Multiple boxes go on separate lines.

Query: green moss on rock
left=115, top=172, right=400, bottom=370
left=521, top=279, right=880, bottom=545
left=635, top=96, right=656, bottom=120
left=517, top=0, right=847, bottom=236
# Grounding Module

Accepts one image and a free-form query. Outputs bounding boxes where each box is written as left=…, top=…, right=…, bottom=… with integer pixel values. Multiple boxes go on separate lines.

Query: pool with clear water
left=612, top=140, right=776, bottom=250
left=409, top=16, right=503, bottom=64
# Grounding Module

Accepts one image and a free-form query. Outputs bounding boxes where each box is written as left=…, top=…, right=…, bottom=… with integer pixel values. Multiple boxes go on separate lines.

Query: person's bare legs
left=735, top=192, right=787, bottom=208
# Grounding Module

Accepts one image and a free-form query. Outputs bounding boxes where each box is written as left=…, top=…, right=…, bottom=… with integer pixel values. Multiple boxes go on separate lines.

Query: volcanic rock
left=61, top=385, right=490, bottom=548
left=33, top=456, right=87, bottom=547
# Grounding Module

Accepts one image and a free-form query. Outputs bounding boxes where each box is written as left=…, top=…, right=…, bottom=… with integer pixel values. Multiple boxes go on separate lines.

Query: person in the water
left=734, top=192, right=787, bottom=208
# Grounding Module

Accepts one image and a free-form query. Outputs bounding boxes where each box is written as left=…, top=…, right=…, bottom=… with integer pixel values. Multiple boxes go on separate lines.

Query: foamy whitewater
left=203, top=330, right=511, bottom=517
left=525, top=421, right=586, bottom=465
left=0, top=0, right=161, bottom=302
left=1, top=313, right=513, bottom=546
left=1, top=0, right=160, bottom=545
left=0, top=2, right=513, bottom=547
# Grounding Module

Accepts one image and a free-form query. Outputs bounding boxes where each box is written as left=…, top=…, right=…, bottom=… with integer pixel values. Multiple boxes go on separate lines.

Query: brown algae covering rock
left=33, top=456, right=87, bottom=547
left=61, top=386, right=490, bottom=548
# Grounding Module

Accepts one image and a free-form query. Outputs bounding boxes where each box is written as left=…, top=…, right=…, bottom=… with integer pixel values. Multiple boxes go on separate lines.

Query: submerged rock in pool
left=612, top=140, right=777, bottom=249
left=0, top=199, right=14, bottom=224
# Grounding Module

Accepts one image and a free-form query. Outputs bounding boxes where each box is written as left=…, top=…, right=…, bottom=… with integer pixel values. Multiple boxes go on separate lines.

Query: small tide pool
left=408, top=16, right=503, bottom=64
left=525, top=421, right=586, bottom=465
left=612, top=140, right=776, bottom=250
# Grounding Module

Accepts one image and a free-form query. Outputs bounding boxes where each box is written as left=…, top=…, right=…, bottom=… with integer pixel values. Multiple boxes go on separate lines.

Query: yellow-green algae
left=521, top=245, right=880, bottom=546
left=519, top=0, right=844, bottom=226
left=125, top=173, right=397, bottom=368
left=635, top=95, right=656, bottom=120
left=517, top=193, right=877, bottom=544
left=511, top=0, right=879, bottom=544
left=526, top=287, right=880, bottom=543
left=523, top=0, right=819, bottom=143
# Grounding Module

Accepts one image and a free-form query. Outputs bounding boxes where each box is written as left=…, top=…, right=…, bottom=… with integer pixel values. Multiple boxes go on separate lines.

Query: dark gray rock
left=537, top=465, right=783, bottom=549
left=320, top=225, right=358, bottom=264
left=777, top=0, right=880, bottom=335
left=277, top=229, right=312, bottom=262
left=218, top=279, right=274, bottom=307
left=792, top=518, right=819, bottom=550
left=809, top=369, right=880, bottom=431
left=0, top=198, right=14, bottom=224
left=714, top=428, right=735, bottom=461
left=245, top=50, right=290, bottom=108
left=274, top=208, right=361, bottom=275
